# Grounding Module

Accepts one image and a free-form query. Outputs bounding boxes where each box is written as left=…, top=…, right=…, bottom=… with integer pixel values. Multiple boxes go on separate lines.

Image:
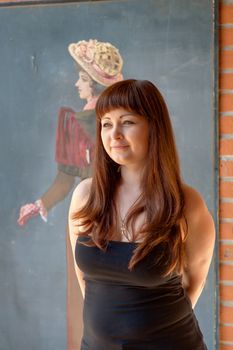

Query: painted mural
left=0, top=1, right=214, bottom=349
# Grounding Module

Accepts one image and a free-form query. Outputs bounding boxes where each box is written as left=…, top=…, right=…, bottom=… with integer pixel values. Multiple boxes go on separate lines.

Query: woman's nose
left=75, top=79, right=80, bottom=87
left=111, top=125, right=123, bottom=139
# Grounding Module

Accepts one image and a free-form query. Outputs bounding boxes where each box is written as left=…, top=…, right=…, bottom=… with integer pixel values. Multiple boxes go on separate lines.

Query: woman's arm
left=68, top=178, right=92, bottom=299
left=182, top=185, right=215, bottom=308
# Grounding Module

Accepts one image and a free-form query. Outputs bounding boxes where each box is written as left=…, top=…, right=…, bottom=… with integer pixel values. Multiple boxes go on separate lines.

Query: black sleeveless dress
left=75, top=236, right=208, bottom=350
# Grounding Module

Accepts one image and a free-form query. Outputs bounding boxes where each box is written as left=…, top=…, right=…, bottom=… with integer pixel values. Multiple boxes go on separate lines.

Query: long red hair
left=73, top=79, right=187, bottom=276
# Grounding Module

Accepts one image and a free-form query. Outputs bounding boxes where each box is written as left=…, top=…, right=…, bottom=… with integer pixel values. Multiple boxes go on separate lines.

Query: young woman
left=69, top=79, right=215, bottom=350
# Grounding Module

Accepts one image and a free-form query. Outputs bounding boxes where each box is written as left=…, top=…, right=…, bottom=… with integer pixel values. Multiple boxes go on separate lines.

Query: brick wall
left=0, top=1, right=228, bottom=348
left=219, top=1, right=233, bottom=349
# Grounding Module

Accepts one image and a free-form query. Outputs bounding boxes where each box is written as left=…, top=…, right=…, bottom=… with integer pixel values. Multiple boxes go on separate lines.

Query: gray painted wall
left=0, top=1, right=215, bottom=349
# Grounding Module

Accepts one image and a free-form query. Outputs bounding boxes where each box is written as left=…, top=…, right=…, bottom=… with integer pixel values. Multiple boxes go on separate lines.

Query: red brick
left=220, top=263, right=233, bottom=280
left=220, top=4, right=233, bottom=24
left=220, top=160, right=233, bottom=177
left=220, top=117, right=233, bottom=134
left=220, top=244, right=233, bottom=262
left=220, top=324, right=233, bottom=342
left=220, top=222, right=233, bottom=239
left=220, top=28, right=233, bottom=47
left=220, top=284, right=233, bottom=300
left=220, top=94, right=233, bottom=112
left=220, top=345, right=233, bottom=350
left=220, top=73, right=233, bottom=90
left=220, top=181, right=233, bottom=198
left=220, top=51, right=233, bottom=70
left=220, top=305, right=233, bottom=323
left=220, top=138, right=233, bottom=155
left=220, top=202, right=233, bottom=218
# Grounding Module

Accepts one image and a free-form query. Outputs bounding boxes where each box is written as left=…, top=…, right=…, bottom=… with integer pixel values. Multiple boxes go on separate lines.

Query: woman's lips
left=111, top=145, right=129, bottom=151
left=111, top=144, right=129, bottom=149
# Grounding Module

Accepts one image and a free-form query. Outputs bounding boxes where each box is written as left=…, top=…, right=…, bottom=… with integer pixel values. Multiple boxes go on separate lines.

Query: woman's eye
left=102, top=122, right=111, bottom=128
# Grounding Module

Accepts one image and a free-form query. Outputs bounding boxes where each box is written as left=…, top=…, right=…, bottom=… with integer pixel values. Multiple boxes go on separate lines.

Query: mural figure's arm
left=17, top=171, right=75, bottom=226
left=40, top=171, right=75, bottom=211
left=17, top=107, right=95, bottom=227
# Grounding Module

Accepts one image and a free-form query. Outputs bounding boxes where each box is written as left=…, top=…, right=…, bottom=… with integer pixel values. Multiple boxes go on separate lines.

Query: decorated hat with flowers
left=68, top=39, right=123, bottom=86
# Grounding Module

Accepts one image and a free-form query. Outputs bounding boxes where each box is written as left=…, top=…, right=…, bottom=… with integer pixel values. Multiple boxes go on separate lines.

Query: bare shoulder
left=68, top=178, right=92, bottom=236
left=73, top=177, right=92, bottom=200
left=69, top=177, right=92, bottom=214
left=182, top=183, right=209, bottom=219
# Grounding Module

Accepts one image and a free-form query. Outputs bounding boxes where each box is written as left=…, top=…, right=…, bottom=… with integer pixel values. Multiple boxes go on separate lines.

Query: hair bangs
left=95, top=79, right=145, bottom=120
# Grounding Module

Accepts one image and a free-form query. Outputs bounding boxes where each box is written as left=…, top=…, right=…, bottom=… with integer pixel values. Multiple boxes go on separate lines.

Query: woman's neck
left=119, top=165, right=143, bottom=193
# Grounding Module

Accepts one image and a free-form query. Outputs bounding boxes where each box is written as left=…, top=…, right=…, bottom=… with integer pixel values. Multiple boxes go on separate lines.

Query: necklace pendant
left=121, top=221, right=128, bottom=238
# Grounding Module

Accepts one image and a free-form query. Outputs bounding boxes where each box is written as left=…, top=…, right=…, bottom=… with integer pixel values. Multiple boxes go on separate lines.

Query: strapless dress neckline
left=78, top=235, right=141, bottom=245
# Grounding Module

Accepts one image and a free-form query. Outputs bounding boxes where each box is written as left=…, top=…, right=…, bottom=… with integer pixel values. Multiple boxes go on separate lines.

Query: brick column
left=219, top=1, right=233, bottom=349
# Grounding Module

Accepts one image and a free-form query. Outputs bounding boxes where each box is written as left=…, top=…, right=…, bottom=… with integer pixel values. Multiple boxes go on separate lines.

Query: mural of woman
left=17, top=39, right=124, bottom=225
left=17, top=39, right=124, bottom=349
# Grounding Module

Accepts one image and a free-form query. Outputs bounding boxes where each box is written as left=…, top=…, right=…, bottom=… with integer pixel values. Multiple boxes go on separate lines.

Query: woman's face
left=101, top=108, right=149, bottom=170
left=75, top=71, right=93, bottom=101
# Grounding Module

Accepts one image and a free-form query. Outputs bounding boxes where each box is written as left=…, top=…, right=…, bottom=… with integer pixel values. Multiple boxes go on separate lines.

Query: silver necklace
left=120, top=218, right=128, bottom=239
left=119, top=196, right=141, bottom=240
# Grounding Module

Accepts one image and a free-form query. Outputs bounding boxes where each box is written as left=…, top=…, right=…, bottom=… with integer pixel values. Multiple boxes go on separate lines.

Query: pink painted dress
left=55, top=106, right=96, bottom=179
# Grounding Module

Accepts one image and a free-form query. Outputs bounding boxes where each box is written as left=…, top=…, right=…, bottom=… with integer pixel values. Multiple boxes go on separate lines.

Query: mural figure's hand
left=17, top=199, right=48, bottom=226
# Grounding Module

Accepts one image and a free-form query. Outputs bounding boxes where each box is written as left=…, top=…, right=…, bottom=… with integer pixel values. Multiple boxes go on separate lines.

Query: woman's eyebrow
left=119, top=113, right=135, bottom=118
left=101, top=113, right=135, bottom=120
